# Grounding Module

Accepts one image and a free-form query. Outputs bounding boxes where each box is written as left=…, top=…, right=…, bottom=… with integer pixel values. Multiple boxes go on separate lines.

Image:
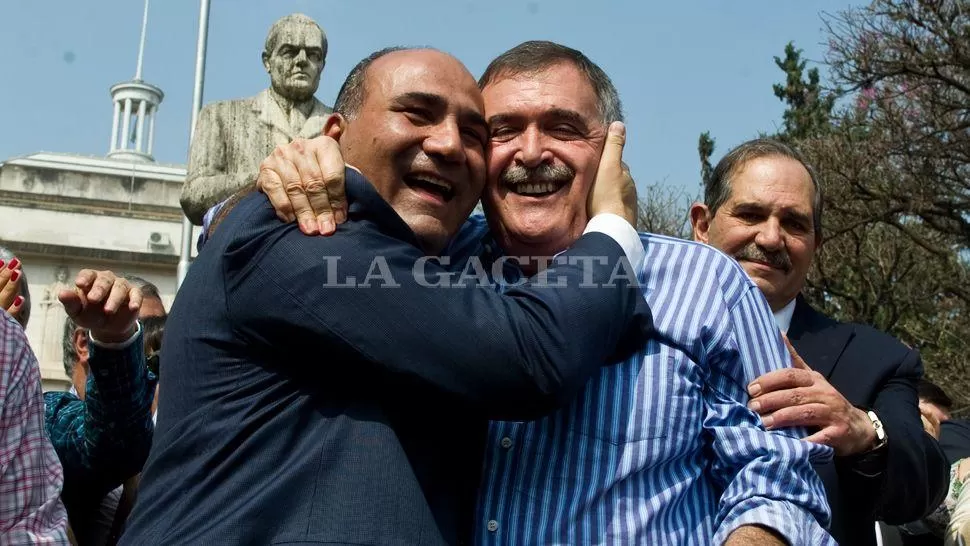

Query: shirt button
left=487, top=520, right=499, bottom=532
left=500, top=437, right=513, bottom=449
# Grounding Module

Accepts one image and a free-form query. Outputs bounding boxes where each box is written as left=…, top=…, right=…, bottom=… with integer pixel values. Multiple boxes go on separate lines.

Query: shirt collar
left=773, top=298, right=797, bottom=333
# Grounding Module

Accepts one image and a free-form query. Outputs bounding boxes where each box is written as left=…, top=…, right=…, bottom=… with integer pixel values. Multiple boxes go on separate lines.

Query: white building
left=0, top=5, right=199, bottom=390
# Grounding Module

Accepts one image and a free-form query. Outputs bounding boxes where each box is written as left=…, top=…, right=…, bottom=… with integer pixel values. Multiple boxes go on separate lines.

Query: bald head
left=324, top=47, right=487, bottom=253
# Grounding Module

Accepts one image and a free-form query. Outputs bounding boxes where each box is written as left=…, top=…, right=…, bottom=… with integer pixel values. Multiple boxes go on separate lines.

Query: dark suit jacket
left=789, top=296, right=949, bottom=546
left=121, top=171, right=649, bottom=545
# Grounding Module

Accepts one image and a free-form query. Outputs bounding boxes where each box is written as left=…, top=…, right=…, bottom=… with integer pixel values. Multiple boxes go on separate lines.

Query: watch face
left=868, top=411, right=887, bottom=445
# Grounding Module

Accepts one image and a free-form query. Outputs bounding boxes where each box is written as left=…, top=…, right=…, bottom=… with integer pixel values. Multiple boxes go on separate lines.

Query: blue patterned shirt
left=44, top=327, right=155, bottom=499
left=445, top=216, right=835, bottom=545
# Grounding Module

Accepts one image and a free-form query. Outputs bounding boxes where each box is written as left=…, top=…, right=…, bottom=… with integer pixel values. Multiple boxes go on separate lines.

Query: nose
left=424, top=118, right=466, bottom=164
left=294, top=48, right=308, bottom=65
left=514, top=126, right=553, bottom=168
left=754, top=218, right=784, bottom=251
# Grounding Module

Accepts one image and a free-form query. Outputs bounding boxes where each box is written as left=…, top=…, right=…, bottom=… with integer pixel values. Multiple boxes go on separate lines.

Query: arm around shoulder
left=225, top=223, right=650, bottom=420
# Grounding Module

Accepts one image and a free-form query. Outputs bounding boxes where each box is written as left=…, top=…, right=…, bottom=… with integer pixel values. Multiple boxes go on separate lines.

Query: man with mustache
left=690, top=138, right=949, bottom=546
left=254, top=41, right=834, bottom=544
left=180, top=13, right=332, bottom=225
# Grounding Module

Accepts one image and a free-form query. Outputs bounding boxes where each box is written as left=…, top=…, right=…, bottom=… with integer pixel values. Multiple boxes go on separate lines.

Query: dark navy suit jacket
left=121, top=171, right=650, bottom=545
left=789, top=297, right=949, bottom=546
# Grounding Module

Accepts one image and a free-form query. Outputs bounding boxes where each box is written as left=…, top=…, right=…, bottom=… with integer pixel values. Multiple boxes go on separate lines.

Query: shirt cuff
left=584, top=213, right=644, bottom=271
left=88, top=322, right=142, bottom=349
left=715, top=499, right=836, bottom=546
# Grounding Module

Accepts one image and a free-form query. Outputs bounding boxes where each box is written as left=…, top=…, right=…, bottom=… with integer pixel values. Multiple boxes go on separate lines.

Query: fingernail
left=748, top=401, right=761, bottom=412
left=610, top=121, right=626, bottom=136
left=300, top=219, right=316, bottom=234
left=0, top=261, right=5, bottom=269
left=7, top=258, right=19, bottom=270
left=322, top=219, right=335, bottom=234
left=747, top=383, right=762, bottom=397
left=762, top=415, right=774, bottom=429
left=10, top=270, right=19, bottom=282
left=12, top=295, right=23, bottom=308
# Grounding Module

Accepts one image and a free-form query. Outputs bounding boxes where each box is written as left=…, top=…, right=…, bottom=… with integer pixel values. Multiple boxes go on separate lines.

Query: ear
left=689, top=202, right=712, bottom=244
left=323, top=113, right=347, bottom=140
left=73, top=327, right=89, bottom=362
left=262, top=51, right=271, bottom=73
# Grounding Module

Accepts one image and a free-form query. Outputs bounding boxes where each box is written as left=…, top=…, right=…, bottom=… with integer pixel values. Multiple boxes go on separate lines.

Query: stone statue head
left=262, top=13, right=327, bottom=103
left=55, top=265, right=69, bottom=283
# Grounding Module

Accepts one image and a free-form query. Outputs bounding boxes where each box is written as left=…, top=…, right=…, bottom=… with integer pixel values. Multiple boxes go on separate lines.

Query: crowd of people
left=1, top=12, right=969, bottom=546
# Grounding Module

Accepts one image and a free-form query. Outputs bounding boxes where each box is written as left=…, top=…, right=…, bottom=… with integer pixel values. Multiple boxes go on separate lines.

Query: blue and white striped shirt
left=446, top=217, right=835, bottom=545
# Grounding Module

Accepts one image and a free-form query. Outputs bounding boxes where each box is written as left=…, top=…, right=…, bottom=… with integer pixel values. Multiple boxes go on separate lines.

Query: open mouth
left=508, top=181, right=566, bottom=197
left=405, top=174, right=455, bottom=202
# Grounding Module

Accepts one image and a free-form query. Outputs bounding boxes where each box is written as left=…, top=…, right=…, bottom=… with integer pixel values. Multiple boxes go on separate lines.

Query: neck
left=268, top=87, right=313, bottom=115
left=770, top=297, right=796, bottom=313
left=499, top=239, right=571, bottom=277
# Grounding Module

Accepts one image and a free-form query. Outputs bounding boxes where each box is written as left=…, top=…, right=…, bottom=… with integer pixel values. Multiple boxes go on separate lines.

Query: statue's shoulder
left=201, top=94, right=261, bottom=117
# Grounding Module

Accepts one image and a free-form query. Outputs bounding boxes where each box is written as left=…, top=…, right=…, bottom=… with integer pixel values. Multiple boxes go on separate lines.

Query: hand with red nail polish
left=0, top=257, right=25, bottom=326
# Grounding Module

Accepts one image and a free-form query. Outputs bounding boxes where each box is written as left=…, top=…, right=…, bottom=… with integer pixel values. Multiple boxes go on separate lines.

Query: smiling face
left=480, top=62, right=607, bottom=259
left=328, top=49, right=488, bottom=253
left=692, top=155, right=820, bottom=311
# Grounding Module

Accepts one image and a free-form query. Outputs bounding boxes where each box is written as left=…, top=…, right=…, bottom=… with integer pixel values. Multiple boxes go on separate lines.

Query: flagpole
left=176, top=0, right=211, bottom=289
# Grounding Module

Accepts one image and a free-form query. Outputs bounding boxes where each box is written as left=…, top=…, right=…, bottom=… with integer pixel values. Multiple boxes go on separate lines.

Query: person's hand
left=587, top=121, right=638, bottom=226
left=256, top=136, right=349, bottom=236
left=58, top=270, right=141, bottom=344
left=747, top=336, right=877, bottom=456
left=919, top=401, right=942, bottom=439
left=0, top=257, right=26, bottom=323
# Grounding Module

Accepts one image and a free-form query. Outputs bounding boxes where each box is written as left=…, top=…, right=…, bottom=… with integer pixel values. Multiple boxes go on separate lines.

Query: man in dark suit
left=121, top=47, right=648, bottom=545
left=691, top=138, right=949, bottom=546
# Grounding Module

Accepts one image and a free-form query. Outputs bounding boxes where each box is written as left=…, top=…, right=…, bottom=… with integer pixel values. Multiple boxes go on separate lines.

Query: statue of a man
left=180, top=13, right=331, bottom=224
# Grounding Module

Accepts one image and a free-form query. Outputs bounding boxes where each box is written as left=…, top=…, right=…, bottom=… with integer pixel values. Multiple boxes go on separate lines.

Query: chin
left=281, top=85, right=315, bottom=102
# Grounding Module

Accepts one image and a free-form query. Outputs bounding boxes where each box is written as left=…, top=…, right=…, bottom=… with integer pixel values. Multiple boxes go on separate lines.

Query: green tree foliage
left=781, top=0, right=970, bottom=407
left=772, top=42, right=836, bottom=140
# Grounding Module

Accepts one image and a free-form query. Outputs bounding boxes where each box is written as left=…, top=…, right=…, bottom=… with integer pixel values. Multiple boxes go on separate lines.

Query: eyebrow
left=734, top=201, right=814, bottom=224
left=488, top=108, right=591, bottom=131
left=397, top=91, right=488, bottom=132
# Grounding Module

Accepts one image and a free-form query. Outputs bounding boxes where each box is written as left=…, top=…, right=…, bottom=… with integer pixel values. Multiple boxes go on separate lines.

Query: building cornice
left=0, top=152, right=186, bottom=182
left=0, top=190, right=183, bottom=222
left=2, top=240, right=180, bottom=269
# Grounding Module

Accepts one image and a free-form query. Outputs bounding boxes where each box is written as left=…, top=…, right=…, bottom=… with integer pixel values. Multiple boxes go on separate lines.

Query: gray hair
left=478, top=40, right=623, bottom=125
left=705, top=138, right=823, bottom=240
left=0, top=245, right=30, bottom=328
left=122, top=274, right=162, bottom=301
left=333, top=46, right=417, bottom=120
left=264, top=13, right=327, bottom=57
left=62, top=315, right=79, bottom=377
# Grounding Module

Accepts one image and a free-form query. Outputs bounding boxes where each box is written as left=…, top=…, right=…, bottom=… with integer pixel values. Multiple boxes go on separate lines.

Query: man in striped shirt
left=460, top=42, right=833, bottom=545
left=249, top=41, right=834, bottom=544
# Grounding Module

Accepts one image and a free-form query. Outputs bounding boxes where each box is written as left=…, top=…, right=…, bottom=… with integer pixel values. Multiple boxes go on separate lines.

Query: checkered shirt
left=0, top=310, right=69, bottom=544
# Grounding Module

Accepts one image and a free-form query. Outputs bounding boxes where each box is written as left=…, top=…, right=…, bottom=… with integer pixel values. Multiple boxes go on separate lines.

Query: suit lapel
left=787, top=296, right=854, bottom=379
left=253, top=89, right=297, bottom=140
left=298, top=100, right=331, bottom=139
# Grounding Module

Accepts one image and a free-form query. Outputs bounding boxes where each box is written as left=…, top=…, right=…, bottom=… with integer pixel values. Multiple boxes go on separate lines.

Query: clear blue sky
left=0, top=0, right=863, bottom=197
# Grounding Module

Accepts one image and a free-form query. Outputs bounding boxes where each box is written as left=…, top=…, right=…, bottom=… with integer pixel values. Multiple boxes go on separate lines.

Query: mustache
left=735, top=243, right=792, bottom=272
left=500, top=163, right=574, bottom=187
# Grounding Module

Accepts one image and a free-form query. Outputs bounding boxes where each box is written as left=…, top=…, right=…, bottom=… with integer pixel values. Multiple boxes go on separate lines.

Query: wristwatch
left=866, top=410, right=889, bottom=451
left=842, top=410, right=889, bottom=478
